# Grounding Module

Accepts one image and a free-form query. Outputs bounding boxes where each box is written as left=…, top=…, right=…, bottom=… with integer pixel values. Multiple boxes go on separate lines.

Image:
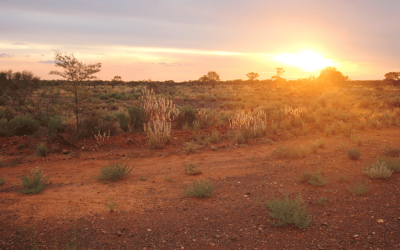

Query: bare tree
left=50, top=51, right=101, bottom=137
left=271, top=67, right=285, bottom=81
left=110, top=76, right=122, bottom=88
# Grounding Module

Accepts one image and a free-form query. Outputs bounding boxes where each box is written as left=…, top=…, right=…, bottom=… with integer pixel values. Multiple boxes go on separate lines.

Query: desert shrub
left=20, top=167, right=50, bottom=194
left=47, top=115, right=64, bottom=133
left=375, top=156, right=400, bottom=172
left=347, top=179, right=369, bottom=195
left=106, top=198, right=118, bottom=212
left=310, top=143, right=318, bottom=153
left=195, top=109, right=219, bottom=129
left=185, top=143, right=197, bottom=154
left=0, top=118, right=7, bottom=137
left=95, top=159, right=134, bottom=181
left=316, top=197, right=327, bottom=206
left=229, top=110, right=267, bottom=138
left=9, top=115, right=40, bottom=136
left=183, top=180, right=215, bottom=197
left=272, top=146, right=301, bottom=159
left=347, top=148, right=361, bottom=160
left=383, top=147, right=400, bottom=157
left=265, top=194, right=312, bottom=229
left=0, top=177, right=5, bottom=186
left=209, top=131, right=220, bottom=143
left=35, top=143, right=48, bottom=157
left=350, top=134, right=363, bottom=147
left=184, top=163, right=202, bottom=175
left=115, top=109, right=130, bottom=131
left=127, top=105, right=145, bottom=130
left=300, top=170, right=328, bottom=186
left=363, top=161, right=393, bottom=179
left=0, top=158, right=5, bottom=168
left=80, top=114, right=101, bottom=138
left=235, top=132, right=245, bottom=144
left=147, top=120, right=171, bottom=149
left=176, top=105, right=197, bottom=129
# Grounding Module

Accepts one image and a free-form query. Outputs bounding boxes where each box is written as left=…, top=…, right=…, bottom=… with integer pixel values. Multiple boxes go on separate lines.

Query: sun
left=272, top=51, right=334, bottom=72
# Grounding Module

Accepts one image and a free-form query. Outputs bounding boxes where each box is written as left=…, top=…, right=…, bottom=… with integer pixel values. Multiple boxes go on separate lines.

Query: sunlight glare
left=272, top=51, right=334, bottom=72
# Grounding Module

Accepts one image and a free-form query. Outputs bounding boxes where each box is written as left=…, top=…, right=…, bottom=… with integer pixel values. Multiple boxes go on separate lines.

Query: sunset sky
left=1, top=0, right=399, bottom=81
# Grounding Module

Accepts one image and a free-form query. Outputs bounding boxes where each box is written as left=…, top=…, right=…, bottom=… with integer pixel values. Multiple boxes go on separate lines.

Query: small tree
left=317, top=66, right=348, bottom=84
left=271, top=67, right=285, bottom=81
left=198, top=75, right=210, bottom=86
left=50, top=51, right=101, bottom=138
left=384, top=72, right=400, bottom=85
left=110, top=76, right=122, bottom=88
left=207, top=71, right=220, bottom=81
left=246, top=72, right=259, bottom=81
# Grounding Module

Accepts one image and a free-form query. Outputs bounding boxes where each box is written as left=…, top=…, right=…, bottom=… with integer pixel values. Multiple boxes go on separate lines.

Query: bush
left=95, top=159, right=134, bottom=181
left=383, top=147, right=400, bottom=157
left=347, top=179, right=369, bottom=195
left=115, top=109, right=130, bottom=131
left=35, top=143, right=48, bottom=157
left=128, top=105, right=145, bottom=130
left=265, top=194, right=312, bottom=229
left=183, top=180, right=215, bottom=197
left=195, top=109, right=219, bottom=129
left=272, top=146, right=302, bottom=159
left=300, top=170, right=328, bottom=186
left=209, top=131, right=220, bottom=144
left=176, top=106, right=197, bottom=129
left=9, top=115, right=40, bottom=136
left=347, top=148, right=361, bottom=160
left=0, top=177, right=5, bottom=186
left=376, top=156, right=400, bottom=172
left=47, top=115, right=64, bottom=133
left=184, top=163, right=202, bottom=175
left=363, top=161, right=393, bottom=179
left=20, top=167, right=50, bottom=194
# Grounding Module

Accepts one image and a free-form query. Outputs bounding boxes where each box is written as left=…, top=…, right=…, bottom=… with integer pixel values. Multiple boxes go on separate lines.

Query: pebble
left=214, top=234, right=220, bottom=238
left=378, top=219, right=384, bottom=223
left=147, top=229, right=152, bottom=232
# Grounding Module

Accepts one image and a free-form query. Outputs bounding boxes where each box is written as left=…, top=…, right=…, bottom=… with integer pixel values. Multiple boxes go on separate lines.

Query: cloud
left=158, top=62, right=172, bottom=66
left=41, top=54, right=44, bottom=56
left=12, top=42, right=26, bottom=45
left=38, top=60, right=55, bottom=64
left=0, top=53, right=13, bottom=58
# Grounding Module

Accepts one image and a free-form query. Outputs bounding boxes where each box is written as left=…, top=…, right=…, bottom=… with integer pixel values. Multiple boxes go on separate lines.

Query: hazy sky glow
left=1, top=0, right=399, bottom=81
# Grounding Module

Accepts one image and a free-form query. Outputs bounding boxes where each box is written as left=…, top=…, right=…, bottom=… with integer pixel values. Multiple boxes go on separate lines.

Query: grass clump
left=0, top=158, right=5, bottom=168
left=265, top=194, right=312, bottom=229
left=347, top=179, right=369, bottom=195
left=347, top=148, right=361, bottom=160
left=272, top=145, right=302, bottom=159
left=184, top=163, right=202, bottom=175
left=186, top=143, right=197, bottom=154
left=350, top=134, right=363, bottom=147
left=316, top=197, right=327, bottom=206
left=95, top=159, right=134, bottom=181
left=0, top=177, right=5, bottom=186
left=140, top=177, right=147, bottom=181
left=209, top=131, right=220, bottom=144
left=183, top=180, right=215, bottom=197
left=35, top=143, right=48, bottom=157
left=363, top=161, right=393, bottom=179
left=20, top=167, right=50, bottom=194
left=300, top=170, right=328, bottom=186
left=383, top=147, right=400, bottom=157
left=376, top=156, right=400, bottom=172
left=106, top=197, right=118, bottom=212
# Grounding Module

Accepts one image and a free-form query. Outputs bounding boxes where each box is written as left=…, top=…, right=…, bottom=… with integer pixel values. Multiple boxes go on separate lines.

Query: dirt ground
left=0, top=127, right=399, bottom=249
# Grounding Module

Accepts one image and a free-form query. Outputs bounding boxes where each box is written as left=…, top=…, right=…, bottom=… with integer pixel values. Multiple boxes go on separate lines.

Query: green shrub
left=176, top=106, right=197, bottom=129
left=316, top=197, right=327, bottom=206
left=300, top=170, right=328, bottom=186
left=183, top=180, right=215, bottom=197
left=47, top=115, right=64, bottom=133
left=195, top=109, right=219, bottom=129
left=35, top=143, right=48, bottom=157
left=0, top=177, right=5, bottom=186
left=115, top=109, right=130, bottom=131
left=128, top=105, right=145, bottom=130
left=209, top=131, right=220, bottom=144
left=265, top=194, right=312, bottom=229
left=186, top=143, right=197, bottom=154
left=9, top=115, right=40, bottom=136
left=20, top=167, right=50, bottom=194
left=347, top=179, right=369, bottom=195
left=363, top=161, right=393, bottom=179
left=106, top=197, right=118, bottom=212
left=0, top=118, right=7, bottom=137
left=376, top=156, right=400, bottom=172
left=184, top=163, right=202, bottom=175
left=347, top=148, right=361, bottom=160
left=383, top=147, right=400, bottom=157
left=272, top=146, right=301, bottom=159
left=95, top=159, right=134, bottom=181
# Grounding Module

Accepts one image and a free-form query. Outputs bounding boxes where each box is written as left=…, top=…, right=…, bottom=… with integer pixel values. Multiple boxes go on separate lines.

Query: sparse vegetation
left=184, top=163, right=202, bottom=175
left=95, top=159, right=134, bottom=181
left=35, top=143, right=48, bottom=157
left=0, top=177, right=5, bottom=186
left=265, top=194, right=312, bottom=229
left=347, top=148, right=361, bottom=160
left=106, top=197, right=118, bottom=212
left=20, top=167, right=50, bottom=194
left=376, top=156, right=400, bottom=172
left=347, top=179, right=369, bottom=195
left=183, top=180, right=215, bottom=197
left=186, top=143, right=197, bottom=154
left=383, top=147, right=400, bottom=157
left=363, top=161, right=393, bottom=179
left=316, top=197, right=327, bottom=206
left=300, top=170, right=328, bottom=186
left=272, top=145, right=303, bottom=159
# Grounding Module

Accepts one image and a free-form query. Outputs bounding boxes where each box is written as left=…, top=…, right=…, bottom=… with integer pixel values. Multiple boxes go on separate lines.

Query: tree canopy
left=317, top=66, right=348, bottom=84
